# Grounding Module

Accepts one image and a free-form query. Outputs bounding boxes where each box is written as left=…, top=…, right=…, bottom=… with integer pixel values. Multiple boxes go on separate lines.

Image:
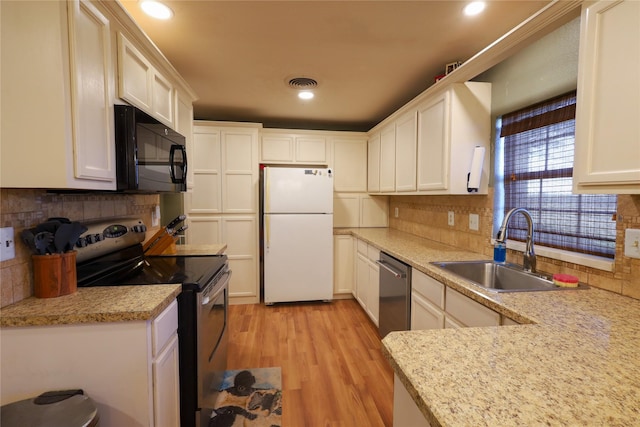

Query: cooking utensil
left=34, top=232, right=54, bottom=255
left=171, top=224, right=188, bottom=236
left=21, top=229, right=37, bottom=254
left=54, top=223, right=73, bottom=253
left=65, top=222, right=88, bottom=252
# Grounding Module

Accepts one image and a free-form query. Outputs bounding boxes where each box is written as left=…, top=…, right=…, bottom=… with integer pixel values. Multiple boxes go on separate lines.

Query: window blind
left=499, top=91, right=617, bottom=258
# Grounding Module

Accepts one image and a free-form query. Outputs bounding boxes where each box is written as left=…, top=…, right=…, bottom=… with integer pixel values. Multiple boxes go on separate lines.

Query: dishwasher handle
left=376, top=259, right=406, bottom=278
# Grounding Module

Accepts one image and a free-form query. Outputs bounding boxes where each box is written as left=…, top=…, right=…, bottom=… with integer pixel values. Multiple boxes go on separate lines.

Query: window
left=494, top=91, right=617, bottom=259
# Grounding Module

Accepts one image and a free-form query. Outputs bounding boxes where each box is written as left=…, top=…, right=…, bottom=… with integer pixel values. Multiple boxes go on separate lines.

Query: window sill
left=494, top=239, right=614, bottom=272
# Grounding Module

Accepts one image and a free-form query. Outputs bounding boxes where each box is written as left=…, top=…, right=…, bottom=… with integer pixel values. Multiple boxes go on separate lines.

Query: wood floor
left=227, top=299, right=394, bottom=426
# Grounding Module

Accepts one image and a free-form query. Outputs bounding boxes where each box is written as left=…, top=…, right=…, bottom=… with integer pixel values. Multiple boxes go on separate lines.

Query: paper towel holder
left=467, top=173, right=478, bottom=193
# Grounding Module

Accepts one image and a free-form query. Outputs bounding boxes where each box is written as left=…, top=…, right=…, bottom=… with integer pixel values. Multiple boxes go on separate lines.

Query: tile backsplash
left=389, top=191, right=640, bottom=300
left=0, top=189, right=160, bottom=307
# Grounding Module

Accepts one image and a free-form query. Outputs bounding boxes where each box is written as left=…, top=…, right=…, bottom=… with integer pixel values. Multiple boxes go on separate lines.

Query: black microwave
left=114, top=105, right=187, bottom=193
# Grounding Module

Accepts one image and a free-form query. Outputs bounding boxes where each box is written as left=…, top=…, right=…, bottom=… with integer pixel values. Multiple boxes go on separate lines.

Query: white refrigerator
left=263, top=166, right=333, bottom=304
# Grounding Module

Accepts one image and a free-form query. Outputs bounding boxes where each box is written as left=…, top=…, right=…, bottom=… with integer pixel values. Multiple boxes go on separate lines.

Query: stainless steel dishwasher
left=377, top=252, right=411, bottom=338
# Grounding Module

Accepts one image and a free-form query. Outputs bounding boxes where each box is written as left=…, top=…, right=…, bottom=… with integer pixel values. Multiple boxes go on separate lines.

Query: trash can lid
left=1, top=390, right=99, bottom=427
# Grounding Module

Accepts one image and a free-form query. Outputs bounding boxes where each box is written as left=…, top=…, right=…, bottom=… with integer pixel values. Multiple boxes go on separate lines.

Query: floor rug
left=210, top=367, right=282, bottom=427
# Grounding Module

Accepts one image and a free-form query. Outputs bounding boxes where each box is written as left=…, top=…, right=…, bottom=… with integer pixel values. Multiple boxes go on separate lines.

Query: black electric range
left=74, top=217, right=230, bottom=427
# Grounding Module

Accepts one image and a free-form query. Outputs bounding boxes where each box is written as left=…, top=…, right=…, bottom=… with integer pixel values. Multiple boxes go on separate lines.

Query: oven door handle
left=201, top=270, right=231, bottom=305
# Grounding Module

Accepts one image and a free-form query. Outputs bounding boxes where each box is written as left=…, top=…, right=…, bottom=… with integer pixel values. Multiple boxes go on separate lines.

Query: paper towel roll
left=467, top=146, right=485, bottom=192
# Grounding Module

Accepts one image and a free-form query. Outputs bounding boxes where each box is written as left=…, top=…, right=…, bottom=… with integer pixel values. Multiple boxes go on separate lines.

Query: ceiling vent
left=288, top=77, right=318, bottom=90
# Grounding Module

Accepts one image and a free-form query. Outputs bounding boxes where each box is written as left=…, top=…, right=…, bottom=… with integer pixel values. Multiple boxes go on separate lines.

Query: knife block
left=32, top=251, right=77, bottom=298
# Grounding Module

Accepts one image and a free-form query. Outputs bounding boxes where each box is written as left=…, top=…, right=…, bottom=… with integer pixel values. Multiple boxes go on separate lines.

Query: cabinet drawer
left=412, top=270, right=444, bottom=309
left=445, top=288, right=500, bottom=327
left=411, top=292, right=445, bottom=330
left=357, top=239, right=368, bottom=255
left=152, top=300, right=178, bottom=356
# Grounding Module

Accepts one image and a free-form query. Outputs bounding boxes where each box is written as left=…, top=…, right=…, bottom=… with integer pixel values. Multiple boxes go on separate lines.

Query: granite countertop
left=339, top=227, right=640, bottom=426
left=0, top=285, right=181, bottom=327
left=161, top=243, right=227, bottom=256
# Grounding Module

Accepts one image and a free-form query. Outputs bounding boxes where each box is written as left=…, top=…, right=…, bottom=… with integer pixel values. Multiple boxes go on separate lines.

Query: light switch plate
left=469, top=214, right=479, bottom=231
left=448, top=211, right=454, bottom=226
left=624, top=228, right=640, bottom=259
left=0, top=227, right=16, bottom=262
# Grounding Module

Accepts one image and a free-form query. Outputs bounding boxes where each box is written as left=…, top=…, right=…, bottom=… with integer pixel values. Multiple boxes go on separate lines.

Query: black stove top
left=77, top=243, right=227, bottom=291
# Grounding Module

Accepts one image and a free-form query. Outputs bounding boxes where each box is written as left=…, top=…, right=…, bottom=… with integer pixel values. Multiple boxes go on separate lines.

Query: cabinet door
left=223, top=216, right=258, bottom=300
left=367, top=133, right=381, bottom=192
left=333, top=138, right=367, bottom=192
left=445, top=288, right=500, bottom=327
left=333, top=235, right=354, bottom=295
left=395, top=111, right=417, bottom=192
left=296, top=136, right=328, bottom=164
left=360, top=195, right=389, bottom=227
left=117, top=33, right=152, bottom=112
left=333, top=194, right=360, bottom=227
left=186, top=216, right=222, bottom=244
left=417, top=91, right=449, bottom=191
left=152, top=71, right=174, bottom=127
left=261, top=135, right=294, bottom=163
left=574, top=0, right=640, bottom=193
left=411, top=292, right=445, bottom=330
left=222, top=129, right=258, bottom=213
left=356, top=253, right=369, bottom=309
left=68, top=0, right=115, bottom=183
left=153, top=334, right=180, bottom=427
left=367, top=261, right=380, bottom=326
left=379, top=125, right=396, bottom=192
left=191, top=129, right=221, bottom=213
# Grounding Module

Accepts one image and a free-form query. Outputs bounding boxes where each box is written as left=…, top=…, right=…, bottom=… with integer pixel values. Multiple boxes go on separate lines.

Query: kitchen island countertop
left=338, top=227, right=640, bottom=427
left=0, top=285, right=181, bottom=327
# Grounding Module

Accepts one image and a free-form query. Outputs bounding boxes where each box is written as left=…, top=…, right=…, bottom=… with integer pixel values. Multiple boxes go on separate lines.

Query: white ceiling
left=119, top=0, right=551, bottom=131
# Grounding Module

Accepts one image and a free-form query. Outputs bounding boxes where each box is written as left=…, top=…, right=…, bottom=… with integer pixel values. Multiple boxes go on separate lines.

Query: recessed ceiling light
left=298, top=91, right=314, bottom=100
left=140, top=0, right=174, bottom=20
left=463, top=1, right=485, bottom=16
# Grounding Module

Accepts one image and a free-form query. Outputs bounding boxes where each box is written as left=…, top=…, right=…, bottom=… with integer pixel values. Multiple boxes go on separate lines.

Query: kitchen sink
left=431, top=260, right=588, bottom=292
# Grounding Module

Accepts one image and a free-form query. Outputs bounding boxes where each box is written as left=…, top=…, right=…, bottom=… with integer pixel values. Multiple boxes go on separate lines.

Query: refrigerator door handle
left=265, top=215, right=270, bottom=249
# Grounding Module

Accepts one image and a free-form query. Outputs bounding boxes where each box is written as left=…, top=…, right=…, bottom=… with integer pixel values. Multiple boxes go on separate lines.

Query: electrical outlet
left=394, top=207, right=399, bottom=218
left=469, top=214, right=479, bottom=231
left=152, top=205, right=161, bottom=227
left=0, top=227, right=16, bottom=262
left=624, top=228, right=640, bottom=259
left=447, top=211, right=454, bottom=226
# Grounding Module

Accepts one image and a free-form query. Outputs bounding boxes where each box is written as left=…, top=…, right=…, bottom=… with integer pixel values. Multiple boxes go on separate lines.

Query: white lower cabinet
left=0, top=300, right=179, bottom=427
left=411, top=269, right=445, bottom=330
left=393, top=374, right=432, bottom=427
left=334, top=235, right=355, bottom=295
left=355, top=239, right=380, bottom=326
left=411, top=269, right=500, bottom=329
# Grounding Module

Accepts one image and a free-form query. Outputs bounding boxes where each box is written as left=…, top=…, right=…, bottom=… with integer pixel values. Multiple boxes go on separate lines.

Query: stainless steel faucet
left=496, top=208, right=536, bottom=273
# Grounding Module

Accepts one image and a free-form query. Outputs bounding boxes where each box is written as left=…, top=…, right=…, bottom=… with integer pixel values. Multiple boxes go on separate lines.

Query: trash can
left=1, top=389, right=99, bottom=427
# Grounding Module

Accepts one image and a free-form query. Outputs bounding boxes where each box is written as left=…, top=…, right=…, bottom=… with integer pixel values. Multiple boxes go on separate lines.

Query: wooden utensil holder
left=32, top=251, right=77, bottom=298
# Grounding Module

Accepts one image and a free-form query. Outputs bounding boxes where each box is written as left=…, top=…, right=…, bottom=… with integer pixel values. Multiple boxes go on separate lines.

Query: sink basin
left=431, top=260, right=588, bottom=292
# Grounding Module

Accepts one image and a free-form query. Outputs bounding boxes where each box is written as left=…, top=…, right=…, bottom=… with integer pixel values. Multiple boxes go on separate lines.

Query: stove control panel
left=75, top=218, right=147, bottom=263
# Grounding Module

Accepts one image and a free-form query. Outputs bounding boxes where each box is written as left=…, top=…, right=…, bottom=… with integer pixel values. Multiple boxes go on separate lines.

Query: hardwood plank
left=227, top=299, right=394, bottom=426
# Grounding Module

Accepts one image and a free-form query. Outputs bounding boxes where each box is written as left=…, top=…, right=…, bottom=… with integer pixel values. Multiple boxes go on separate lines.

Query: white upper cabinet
left=1, top=0, right=116, bottom=190
left=117, top=33, right=175, bottom=127
left=417, top=91, right=448, bottom=191
left=260, top=130, right=330, bottom=165
left=574, top=0, right=640, bottom=194
left=417, top=82, right=491, bottom=194
left=367, top=133, right=381, bottom=193
left=395, top=110, right=418, bottom=192
left=367, top=82, right=490, bottom=195
left=379, top=124, right=397, bottom=192
left=68, top=0, right=115, bottom=183
left=332, top=136, right=368, bottom=192
left=190, top=123, right=259, bottom=214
